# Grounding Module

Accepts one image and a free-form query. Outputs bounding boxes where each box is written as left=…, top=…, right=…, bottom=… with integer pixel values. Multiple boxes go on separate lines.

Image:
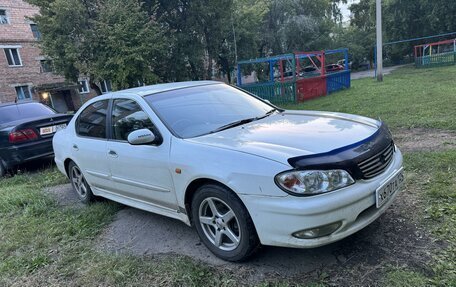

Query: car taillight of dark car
left=9, top=129, right=38, bottom=143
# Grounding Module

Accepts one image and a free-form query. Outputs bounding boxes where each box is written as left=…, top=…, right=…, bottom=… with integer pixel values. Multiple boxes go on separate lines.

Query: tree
left=27, top=0, right=164, bottom=93
left=348, top=0, right=456, bottom=66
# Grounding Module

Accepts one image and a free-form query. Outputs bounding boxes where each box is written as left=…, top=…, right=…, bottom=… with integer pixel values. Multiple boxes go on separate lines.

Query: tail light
left=9, top=129, right=38, bottom=143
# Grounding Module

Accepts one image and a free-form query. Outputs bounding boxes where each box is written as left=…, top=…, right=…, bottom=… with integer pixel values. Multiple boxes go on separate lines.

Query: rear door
left=106, top=97, right=178, bottom=210
left=72, top=100, right=111, bottom=191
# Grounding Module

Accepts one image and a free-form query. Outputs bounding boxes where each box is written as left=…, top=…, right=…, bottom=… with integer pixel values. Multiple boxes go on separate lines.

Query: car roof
left=0, top=101, right=40, bottom=108
left=110, top=80, right=222, bottom=97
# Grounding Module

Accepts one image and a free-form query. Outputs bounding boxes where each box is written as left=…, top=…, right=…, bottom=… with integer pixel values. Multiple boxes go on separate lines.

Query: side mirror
left=127, top=129, right=156, bottom=145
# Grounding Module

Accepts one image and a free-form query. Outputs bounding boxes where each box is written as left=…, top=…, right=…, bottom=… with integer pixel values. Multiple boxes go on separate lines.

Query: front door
left=107, top=98, right=178, bottom=211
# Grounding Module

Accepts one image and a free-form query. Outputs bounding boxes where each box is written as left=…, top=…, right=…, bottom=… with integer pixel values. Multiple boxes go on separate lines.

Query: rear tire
left=68, top=161, right=95, bottom=204
left=191, top=184, right=260, bottom=262
left=0, top=158, right=5, bottom=177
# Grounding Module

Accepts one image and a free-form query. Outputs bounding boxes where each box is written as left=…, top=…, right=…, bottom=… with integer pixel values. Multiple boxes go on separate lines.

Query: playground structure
left=373, top=31, right=456, bottom=77
left=236, top=49, right=350, bottom=105
left=414, top=38, right=456, bottom=68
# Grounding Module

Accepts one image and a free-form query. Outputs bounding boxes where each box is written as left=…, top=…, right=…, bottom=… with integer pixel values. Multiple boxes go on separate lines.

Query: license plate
left=40, top=124, right=67, bottom=135
left=375, top=167, right=404, bottom=208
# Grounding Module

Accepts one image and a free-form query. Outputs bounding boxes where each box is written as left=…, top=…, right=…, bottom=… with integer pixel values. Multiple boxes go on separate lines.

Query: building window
left=78, top=79, right=90, bottom=94
left=0, top=9, right=8, bottom=24
left=100, top=80, right=112, bottom=93
left=30, top=24, right=41, bottom=40
left=4, top=48, right=22, bottom=66
left=40, top=60, right=53, bottom=73
left=15, top=86, right=32, bottom=101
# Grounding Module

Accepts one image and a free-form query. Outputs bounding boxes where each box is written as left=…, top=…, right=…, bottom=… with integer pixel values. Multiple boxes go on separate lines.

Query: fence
left=241, top=81, right=296, bottom=105
left=236, top=49, right=351, bottom=105
left=415, top=52, right=456, bottom=68
left=326, top=70, right=351, bottom=94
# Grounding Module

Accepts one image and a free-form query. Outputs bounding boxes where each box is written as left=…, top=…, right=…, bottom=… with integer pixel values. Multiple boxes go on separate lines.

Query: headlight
left=275, top=169, right=355, bottom=196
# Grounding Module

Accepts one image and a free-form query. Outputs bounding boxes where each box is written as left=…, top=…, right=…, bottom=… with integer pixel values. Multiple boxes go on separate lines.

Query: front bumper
left=240, top=148, right=404, bottom=248
left=0, top=138, right=54, bottom=169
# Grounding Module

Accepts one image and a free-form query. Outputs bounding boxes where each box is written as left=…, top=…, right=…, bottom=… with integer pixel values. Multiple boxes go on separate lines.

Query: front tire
left=191, top=184, right=260, bottom=262
left=68, top=161, right=95, bottom=204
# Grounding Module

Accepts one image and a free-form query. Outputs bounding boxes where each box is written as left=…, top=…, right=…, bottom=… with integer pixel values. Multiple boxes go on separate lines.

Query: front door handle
left=72, top=144, right=79, bottom=151
left=108, top=150, right=118, bottom=157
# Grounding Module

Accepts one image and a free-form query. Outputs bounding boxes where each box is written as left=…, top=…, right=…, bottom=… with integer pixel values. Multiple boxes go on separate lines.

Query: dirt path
left=351, top=65, right=409, bottom=80
left=393, top=128, right=456, bottom=152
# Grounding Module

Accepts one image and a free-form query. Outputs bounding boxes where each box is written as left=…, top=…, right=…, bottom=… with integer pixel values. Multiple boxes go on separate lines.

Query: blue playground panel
left=326, top=70, right=351, bottom=94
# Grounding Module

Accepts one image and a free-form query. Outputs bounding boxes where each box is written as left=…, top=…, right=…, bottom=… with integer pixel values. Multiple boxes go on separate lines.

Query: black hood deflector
left=287, top=122, right=394, bottom=180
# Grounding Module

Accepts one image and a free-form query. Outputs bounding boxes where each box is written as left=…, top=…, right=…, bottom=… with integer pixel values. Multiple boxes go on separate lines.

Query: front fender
left=170, top=138, right=291, bottom=208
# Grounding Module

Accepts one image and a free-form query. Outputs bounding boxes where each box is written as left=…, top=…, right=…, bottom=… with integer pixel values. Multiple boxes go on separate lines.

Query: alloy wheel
left=198, top=197, right=241, bottom=251
left=70, top=165, right=88, bottom=198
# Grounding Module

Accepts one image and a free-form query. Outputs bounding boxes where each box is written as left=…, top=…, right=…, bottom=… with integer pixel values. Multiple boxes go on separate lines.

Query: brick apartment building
left=0, top=0, right=100, bottom=112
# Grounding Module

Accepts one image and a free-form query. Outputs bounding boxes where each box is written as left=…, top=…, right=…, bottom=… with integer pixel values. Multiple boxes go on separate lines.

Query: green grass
left=384, top=269, right=428, bottom=287
left=0, top=168, right=250, bottom=286
left=379, top=151, right=456, bottom=286
left=284, top=65, right=456, bottom=130
left=403, top=151, right=456, bottom=286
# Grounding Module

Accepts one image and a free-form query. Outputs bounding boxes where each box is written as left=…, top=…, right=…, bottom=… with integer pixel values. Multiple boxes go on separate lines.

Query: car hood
left=186, top=110, right=381, bottom=165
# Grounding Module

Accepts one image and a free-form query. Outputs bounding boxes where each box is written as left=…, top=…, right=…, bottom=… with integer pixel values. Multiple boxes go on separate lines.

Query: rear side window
left=0, top=103, right=55, bottom=124
left=111, top=99, right=155, bottom=141
left=76, top=100, right=109, bottom=139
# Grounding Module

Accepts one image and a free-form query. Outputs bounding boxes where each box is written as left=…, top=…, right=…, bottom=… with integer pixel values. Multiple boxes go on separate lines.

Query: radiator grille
left=358, top=142, right=395, bottom=179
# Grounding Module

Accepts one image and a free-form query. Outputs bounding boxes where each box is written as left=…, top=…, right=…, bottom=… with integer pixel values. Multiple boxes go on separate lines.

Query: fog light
left=292, top=222, right=342, bottom=239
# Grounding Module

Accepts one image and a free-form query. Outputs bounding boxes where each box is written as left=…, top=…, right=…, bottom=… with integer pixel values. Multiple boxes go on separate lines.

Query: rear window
left=0, top=103, right=56, bottom=124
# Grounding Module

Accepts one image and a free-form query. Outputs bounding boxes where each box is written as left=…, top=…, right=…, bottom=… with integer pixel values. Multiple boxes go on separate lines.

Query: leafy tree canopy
left=26, top=0, right=456, bottom=89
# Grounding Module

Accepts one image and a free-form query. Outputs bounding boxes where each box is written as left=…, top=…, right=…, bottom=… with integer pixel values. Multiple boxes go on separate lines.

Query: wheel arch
left=184, top=178, right=249, bottom=225
left=63, top=158, right=75, bottom=177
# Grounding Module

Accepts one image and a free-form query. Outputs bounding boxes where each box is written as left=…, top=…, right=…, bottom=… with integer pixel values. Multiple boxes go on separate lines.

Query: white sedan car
left=53, top=81, right=404, bottom=261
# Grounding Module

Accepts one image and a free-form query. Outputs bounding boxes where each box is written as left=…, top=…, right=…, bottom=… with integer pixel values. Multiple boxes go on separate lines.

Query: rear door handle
left=108, top=150, right=118, bottom=157
left=72, top=144, right=79, bottom=151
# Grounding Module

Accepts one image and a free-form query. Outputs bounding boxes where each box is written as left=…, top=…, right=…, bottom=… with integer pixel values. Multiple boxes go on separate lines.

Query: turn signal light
left=9, top=129, right=38, bottom=143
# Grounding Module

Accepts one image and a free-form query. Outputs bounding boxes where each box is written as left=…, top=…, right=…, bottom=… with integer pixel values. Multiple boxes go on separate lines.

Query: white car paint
left=53, top=81, right=403, bottom=249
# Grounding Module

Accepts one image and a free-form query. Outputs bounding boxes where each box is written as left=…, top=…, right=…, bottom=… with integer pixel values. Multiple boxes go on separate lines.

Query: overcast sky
left=340, top=0, right=359, bottom=22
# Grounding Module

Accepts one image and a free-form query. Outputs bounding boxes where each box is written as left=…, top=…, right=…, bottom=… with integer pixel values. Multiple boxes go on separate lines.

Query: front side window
left=0, top=9, right=8, bottom=24
left=76, top=100, right=109, bottom=139
left=78, top=79, right=90, bottom=94
left=4, top=48, right=22, bottom=66
left=111, top=99, right=156, bottom=141
left=15, top=86, right=32, bottom=101
left=30, top=24, right=41, bottom=40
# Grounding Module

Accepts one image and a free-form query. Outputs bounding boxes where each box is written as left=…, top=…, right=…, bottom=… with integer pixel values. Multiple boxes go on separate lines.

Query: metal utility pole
left=376, top=0, right=383, bottom=81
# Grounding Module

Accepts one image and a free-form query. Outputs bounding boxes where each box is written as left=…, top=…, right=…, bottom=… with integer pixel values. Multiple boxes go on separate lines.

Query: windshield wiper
left=210, top=117, right=256, bottom=133
left=209, top=109, right=279, bottom=134
left=255, top=108, right=278, bottom=120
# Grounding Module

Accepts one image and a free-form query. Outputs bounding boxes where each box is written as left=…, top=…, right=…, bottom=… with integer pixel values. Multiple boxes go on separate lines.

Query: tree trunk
left=207, top=55, right=213, bottom=80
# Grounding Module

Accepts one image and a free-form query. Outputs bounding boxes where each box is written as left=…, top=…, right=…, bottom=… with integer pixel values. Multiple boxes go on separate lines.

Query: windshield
left=144, top=84, right=275, bottom=138
left=0, top=103, right=56, bottom=124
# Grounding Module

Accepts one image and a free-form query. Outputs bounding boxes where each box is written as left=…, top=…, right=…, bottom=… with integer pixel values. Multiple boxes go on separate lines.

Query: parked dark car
left=0, top=102, right=73, bottom=176
left=298, top=66, right=319, bottom=77
left=337, top=59, right=353, bottom=69
left=325, top=64, right=344, bottom=73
